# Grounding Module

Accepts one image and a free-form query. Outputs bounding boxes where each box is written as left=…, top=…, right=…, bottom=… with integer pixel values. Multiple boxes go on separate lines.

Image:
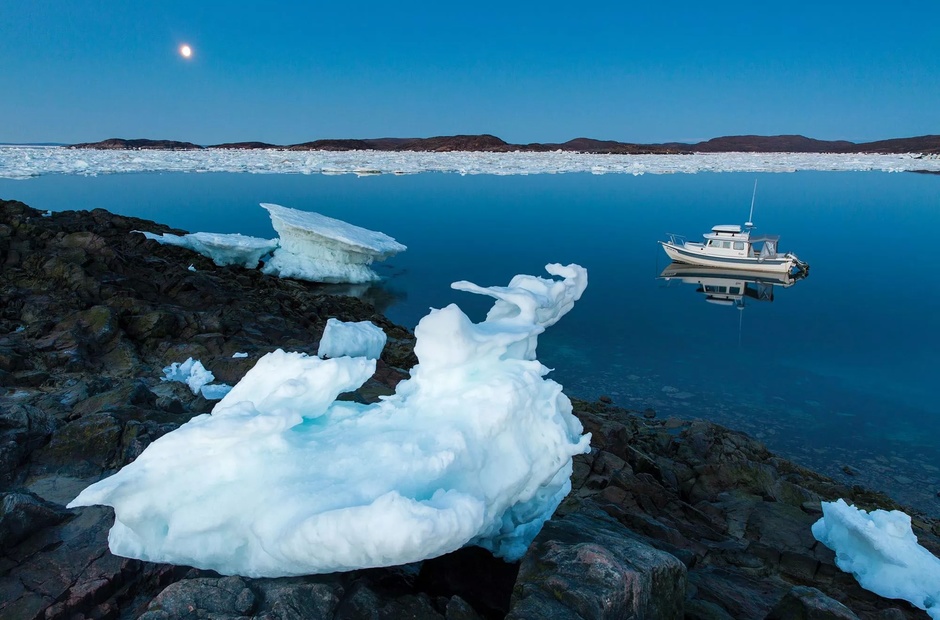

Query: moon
left=179, top=44, right=193, bottom=59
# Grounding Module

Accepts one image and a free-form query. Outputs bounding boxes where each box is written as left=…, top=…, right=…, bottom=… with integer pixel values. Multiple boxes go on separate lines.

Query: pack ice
left=68, top=264, right=592, bottom=577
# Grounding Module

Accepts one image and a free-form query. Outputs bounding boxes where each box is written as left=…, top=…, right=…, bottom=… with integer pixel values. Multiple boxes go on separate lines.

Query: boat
left=658, top=183, right=809, bottom=275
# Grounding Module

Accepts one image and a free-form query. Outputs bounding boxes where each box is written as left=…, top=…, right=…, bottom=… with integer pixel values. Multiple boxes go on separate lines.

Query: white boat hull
left=659, top=241, right=801, bottom=274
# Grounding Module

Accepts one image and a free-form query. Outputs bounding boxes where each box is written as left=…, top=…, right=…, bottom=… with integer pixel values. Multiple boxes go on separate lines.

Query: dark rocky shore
left=1, top=199, right=938, bottom=619
left=68, top=134, right=940, bottom=155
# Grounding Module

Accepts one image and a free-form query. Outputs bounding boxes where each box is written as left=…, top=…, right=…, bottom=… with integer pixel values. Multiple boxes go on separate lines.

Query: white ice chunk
left=260, top=203, right=406, bottom=284
left=162, top=358, right=215, bottom=395
left=188, top=264, right=196, bottom=272
left=139, top=231, right=278, bottom=269
left=69, top=263, right=591, bottom=578
left=812, top=499, right=940, bottom=619
left=232, top=352, right=248, bottom=358
left=42, top=210, right=52, bottom=217
left=317, top=318, right=387, bottom=360
left=200, top=383, right=233, bottom=400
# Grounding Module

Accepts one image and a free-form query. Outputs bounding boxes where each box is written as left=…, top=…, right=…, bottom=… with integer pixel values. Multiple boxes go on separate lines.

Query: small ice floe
left=317, top=318, right=386, bottom=360
left=260, top=203, right=406, bottom=284
left=161, top=358, right=231, bottom=400
left=42, top=210, right=52, bottom=217
left=232, top=352, right=249, bottom=359
left=812, top=499, right=940, bottom=619
left=139, top=231, right=278, bottom=269
left=187, top=264, right=196, bottom=272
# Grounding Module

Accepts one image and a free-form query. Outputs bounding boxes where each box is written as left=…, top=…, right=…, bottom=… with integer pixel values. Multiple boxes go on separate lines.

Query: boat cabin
left=702, top=225, right=780, bottom=259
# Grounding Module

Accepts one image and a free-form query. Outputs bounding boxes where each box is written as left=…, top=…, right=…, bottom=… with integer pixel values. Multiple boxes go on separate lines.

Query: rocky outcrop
left=68, top=138, right=204, bottom=150
left=1, top=200, right=937, bottom=619
left=565, top=400, right=939, bottom=619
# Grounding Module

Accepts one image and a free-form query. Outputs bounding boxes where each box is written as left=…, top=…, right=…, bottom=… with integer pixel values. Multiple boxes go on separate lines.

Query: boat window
left=730, top=287, right=741, bottom=295
left=707, top=240, right=718, bottom=247
left=721, top=241, right=731, bottom=249
left=733, top=241, right=745, bottom=250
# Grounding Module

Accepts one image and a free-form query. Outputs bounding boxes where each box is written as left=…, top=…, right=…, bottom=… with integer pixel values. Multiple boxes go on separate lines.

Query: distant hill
left=852, top=135, right=940, bottom=155
left=67, top=134, right=940, bottom=154
left=69, top=138, right=203, bottom=150
left=683, top=135, right=855, bottom=153
left=208, top=141, right=279, bottom=149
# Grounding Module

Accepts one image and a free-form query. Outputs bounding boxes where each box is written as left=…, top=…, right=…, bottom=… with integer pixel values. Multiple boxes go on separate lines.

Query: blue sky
left=2, top=1, right=937, bottom=145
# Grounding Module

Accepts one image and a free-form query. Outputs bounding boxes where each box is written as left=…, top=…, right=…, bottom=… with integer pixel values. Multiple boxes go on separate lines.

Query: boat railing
left=666, top=233, right=686, bottom=246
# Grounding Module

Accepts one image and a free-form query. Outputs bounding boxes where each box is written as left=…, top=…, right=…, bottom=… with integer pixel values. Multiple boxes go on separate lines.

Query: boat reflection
left=658, top=262, right=807, bottom=309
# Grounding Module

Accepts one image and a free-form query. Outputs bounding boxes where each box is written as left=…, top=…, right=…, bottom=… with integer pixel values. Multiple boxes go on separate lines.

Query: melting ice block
left=140, top=231, right=278, bottom=269
left=260, top=203, right=406, bottom=284
left=812, top=499, right=940, bottom=619
left=162, top=358, right=233, bottom=401
left=317, top=318, right=387, bottom=360
left=162, top=358, right=215, bottom=395
left=68, top=264, right=591, bottom=577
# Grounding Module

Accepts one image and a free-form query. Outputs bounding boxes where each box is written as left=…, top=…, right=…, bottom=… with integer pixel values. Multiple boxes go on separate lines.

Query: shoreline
left=1, top=199, right=938, bottom=618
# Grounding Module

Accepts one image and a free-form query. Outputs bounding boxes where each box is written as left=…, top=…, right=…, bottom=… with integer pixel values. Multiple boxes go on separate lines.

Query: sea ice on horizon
left=139, top=231, right=277, bottom=269
left=68, top=263, right=591, bottom=577
left=812, top=499, right=940, bottom=619
left=260, top=203, right=406, bottom=284
left=1, top=146, right=938, bottom=179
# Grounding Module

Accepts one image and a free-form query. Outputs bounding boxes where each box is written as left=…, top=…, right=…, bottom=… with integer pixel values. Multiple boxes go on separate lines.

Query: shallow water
left=2, top=170, right=938, bottom=513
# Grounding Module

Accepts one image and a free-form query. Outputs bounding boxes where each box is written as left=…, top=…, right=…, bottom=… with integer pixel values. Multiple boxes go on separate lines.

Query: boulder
left=766, top=585, right=860, bottom=619
left=508, top=503, right=686, bottom=619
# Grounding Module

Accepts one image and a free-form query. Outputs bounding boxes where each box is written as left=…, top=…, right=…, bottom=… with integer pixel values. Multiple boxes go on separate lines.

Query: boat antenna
left=745, top=178, right=757, bottom=229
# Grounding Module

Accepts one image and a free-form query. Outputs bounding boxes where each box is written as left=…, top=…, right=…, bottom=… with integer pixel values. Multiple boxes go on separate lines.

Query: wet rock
left=444, top=596, right=483, bottom=620
left=643, top=407, right=657, bottom=419
left=418, top=546, right=517, bottom=618
left=251, top=578, right=344, bottom=619
left=598, top=395, right=612, bottom=404
left=509, top=503, right=686, bottom=619
left=141, top=575, right=256, bottom=618
left=766, top=585, right=860, bottom=619
left=0, top=490, right=70, bottom=550
left=842, top=465, right=859, bottom=477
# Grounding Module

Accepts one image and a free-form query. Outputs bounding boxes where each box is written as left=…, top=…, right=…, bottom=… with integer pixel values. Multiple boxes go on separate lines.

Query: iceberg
left=260, top=203, right=406, bottom=284
left=68, top=264, right=591, bottom=577
left=139, top=231, right=278, bottom=269
left=812, top=499, right=940, bottom=619
left=317, top=318, right=387, bottom=360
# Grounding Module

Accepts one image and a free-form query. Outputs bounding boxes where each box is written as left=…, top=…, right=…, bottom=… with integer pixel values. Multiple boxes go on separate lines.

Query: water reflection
left=317, top=282, right=406, bottom=315
left=658, top=262, right=807, bottom=309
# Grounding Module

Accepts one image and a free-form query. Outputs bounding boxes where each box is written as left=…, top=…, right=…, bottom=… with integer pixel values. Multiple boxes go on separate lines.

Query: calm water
left=3, top=171, right=938, bottom=513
